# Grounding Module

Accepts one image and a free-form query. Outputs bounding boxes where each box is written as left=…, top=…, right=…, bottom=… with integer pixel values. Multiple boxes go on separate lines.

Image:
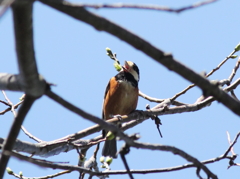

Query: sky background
left=1, top=0, right=240, bottom=178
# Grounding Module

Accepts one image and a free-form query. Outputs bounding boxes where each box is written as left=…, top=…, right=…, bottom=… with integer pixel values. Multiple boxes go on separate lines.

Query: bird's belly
left=105, top=82, right=138, bottom=118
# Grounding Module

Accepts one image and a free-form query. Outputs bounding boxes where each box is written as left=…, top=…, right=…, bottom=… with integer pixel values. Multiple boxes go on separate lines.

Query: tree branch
left=60, top=0, right=217, bottom=13
left=43, top=78, right=240, bottom=153
left=3, top=133, right=239, bottom=177
left=4, top=140, right=218, bottom=179
left=228, top=57, right=240, bottom=83
left=39, top=0, right=240, bottom=116
left=0, top=95, right=35, bottom=178
left=12, top=0, right=46, bottom=97
left=44, top=89, right=217, bottom=178
left=0, top=73, right=23, bottom=91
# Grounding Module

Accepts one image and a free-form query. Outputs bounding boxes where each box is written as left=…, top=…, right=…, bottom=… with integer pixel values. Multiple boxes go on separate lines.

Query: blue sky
left=1, top=0, right=240, bottom=178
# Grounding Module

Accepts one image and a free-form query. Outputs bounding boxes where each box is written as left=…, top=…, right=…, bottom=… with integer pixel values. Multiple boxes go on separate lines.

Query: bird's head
left=122, top=61, right=140, bottom=82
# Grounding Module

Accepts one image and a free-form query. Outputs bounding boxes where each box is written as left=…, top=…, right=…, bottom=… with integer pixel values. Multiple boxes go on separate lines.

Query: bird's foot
left=112, top=114, right=122, bottom=121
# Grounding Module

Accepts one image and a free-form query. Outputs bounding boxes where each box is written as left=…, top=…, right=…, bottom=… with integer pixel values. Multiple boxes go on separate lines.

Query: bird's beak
left=122, top=61, right=130, bottom=72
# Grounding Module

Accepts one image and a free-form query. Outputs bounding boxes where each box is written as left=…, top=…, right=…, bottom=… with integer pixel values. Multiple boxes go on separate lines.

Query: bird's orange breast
left=103, top=77, right=138, bottom=120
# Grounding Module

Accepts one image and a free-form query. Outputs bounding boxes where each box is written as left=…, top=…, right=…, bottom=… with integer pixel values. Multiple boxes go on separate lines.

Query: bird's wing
left=102, top=79, right=111, bottom=119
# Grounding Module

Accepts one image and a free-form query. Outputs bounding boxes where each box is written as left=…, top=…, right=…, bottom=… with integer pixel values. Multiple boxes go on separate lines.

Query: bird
left=102, top=61, right=140, bottom=158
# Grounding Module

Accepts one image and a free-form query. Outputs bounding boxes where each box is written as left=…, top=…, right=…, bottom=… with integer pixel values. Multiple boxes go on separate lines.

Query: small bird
left=102, top=61, right=140, bottom=158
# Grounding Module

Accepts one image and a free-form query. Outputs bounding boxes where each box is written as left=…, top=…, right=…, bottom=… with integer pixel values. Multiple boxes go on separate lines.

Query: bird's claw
left=113, top=114, right=122, bottom=121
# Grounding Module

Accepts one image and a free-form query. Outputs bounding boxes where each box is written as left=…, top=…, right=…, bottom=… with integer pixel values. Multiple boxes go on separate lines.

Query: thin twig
left=0, top=100, right=23, bottom=115
left=207, top=50, right=237, bottom=77
left=228, top=57, right=240, bottom=83
left=63, top=0, right=217, bottom=13
left=139, top=90, right=187, bottom=106
left=120, top=153, right=133, bottom=179
left=1, top=91, right=42, bottom=142
left=171, top=48, right=238, bottom=102
left=21, top=126, right=43, bottom=143
left=228, top=58, right=240, bottom=100
left=0, top=99, right=11, bottom=106
left=4, top=150, right=97, bottom=175
left=223, top=132, right=240, bottom=157
left=7, top=169, right=71, bottom=179
left=0, top=95, right=36, bottom=179
left=2, top=91, right=13, bottom=106
left=138, top=91, right=164, bottom=103
left=2, top=90, right=17, bottom=117
left=226, top=131, right=236, bottom=155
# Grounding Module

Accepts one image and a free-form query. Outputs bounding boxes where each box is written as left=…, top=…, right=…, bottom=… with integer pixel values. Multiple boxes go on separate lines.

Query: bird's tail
left=102, top=138, right=117, bottom=158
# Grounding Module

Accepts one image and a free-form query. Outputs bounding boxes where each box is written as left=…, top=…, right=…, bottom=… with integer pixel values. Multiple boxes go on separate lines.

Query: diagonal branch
left=0, top=0, right=15, bottom=18
left=223, top=132, right=240, bottom=157
left=170, top=47, right=239, bottom=102
left=228, top=57, right=240, bottom=83
left=0, top=95, right=36, bottom=179
left=139, top=90, right=188, bottom=106
left=39, top=0, right=240, bottom=116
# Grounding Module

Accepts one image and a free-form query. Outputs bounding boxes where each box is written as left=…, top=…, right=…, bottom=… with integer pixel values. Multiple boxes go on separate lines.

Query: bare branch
left=0, top=0, right=14, bottom=18
left=44, top=79, right=240, bottom=148
left=139, top=91, right=188, bottom=106
left=45, top=89, right=113, bottom=131
left=6, top=169, right=71, bottom=179
left=2, top=90, right=17, bottom=117
left=3, top=131, right=240, bottom=177
left=139, top=90, right=164, bottom=103
left=2, top=133, right=238, bottom=177
left=44, top=90, right=216, bottom=178
left=0, top=99, right=10, bottom=106
left=171, top=47, right=239, bottom=101
left=0, top=95, right=36, bottom=178
left=4, top=150, right=99, bottom=175
left=0, top=79, right=220, bottom=158
left=21, top=126, right=43, bottom=143
left=1, top=91, right=42, bottom=142
left=122, top=78, right=240, bottom=133
left=130, top=142, right=217, bottom=179
left=39, top=0, right=240, bottom=116
left=0, top=73, right=23, bottom=91
left=0, top=138, right=90, bottom=157
left=206, top=49, right=237, bottom=78
left=12, top=1, right=46, bottom=97
left=4, top=140, right=217, bottom=179
left=223, top=132, right=240, bottom=157
left=0, top=100, right=23, bottom=115
left=61, top=0, right=217, bottom=13
left=228, top=57, right=240, bottom=83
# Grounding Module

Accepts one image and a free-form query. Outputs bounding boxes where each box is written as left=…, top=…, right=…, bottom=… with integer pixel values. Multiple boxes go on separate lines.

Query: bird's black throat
left=115, top=71, right=138, bottom=88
